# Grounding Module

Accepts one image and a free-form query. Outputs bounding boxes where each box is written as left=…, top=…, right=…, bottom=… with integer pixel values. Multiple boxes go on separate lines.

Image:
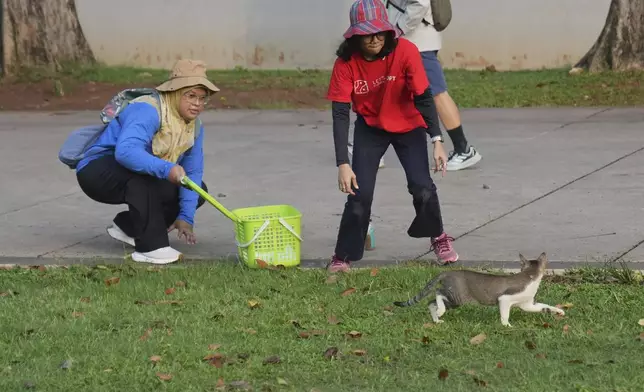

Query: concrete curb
left=2, top=256, right=644, bottom=274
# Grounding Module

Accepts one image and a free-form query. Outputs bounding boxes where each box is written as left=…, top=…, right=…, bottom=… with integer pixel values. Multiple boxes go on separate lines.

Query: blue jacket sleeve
left=177, top=123, right=205, bottom=226
left=114, top=103, right=175, bottom=180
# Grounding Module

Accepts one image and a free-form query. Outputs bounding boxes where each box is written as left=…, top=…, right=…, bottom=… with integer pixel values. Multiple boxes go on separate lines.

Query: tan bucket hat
left=156, top=59, right=220, bottom=93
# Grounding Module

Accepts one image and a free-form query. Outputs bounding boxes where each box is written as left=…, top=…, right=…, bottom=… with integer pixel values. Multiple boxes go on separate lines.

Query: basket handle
left=236, top=220, right=270, bottom=248
left=235, top=218, right=302, bottom=248
left=279, top=218, right=302, bottom=242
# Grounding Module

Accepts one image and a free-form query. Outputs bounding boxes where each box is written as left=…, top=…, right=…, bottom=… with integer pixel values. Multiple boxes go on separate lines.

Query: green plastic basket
left=180, top=176, right=302, bottom=269
left=232, top=205, right=302, bottom=268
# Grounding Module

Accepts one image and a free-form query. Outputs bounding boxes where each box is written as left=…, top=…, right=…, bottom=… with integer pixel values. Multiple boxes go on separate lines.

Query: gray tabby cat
left=393, top=252, right=565, bottom=327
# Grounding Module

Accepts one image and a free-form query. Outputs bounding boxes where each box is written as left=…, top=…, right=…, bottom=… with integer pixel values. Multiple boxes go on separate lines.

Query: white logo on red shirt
left=354, top=80, right=369, bottom=94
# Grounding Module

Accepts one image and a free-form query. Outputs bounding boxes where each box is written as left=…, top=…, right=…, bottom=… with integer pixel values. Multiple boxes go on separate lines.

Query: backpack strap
left=194, top=118, right=202, bottom=139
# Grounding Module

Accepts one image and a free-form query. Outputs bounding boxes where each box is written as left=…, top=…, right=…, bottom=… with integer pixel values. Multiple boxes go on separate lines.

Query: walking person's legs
left=330, top=117, right=390, bottom=272
left=421, top=50, right=482, bottom=171
left=391, top=127, right=458, bottom=264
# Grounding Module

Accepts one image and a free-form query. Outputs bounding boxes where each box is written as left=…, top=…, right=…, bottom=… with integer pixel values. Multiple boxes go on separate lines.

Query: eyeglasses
left=183, top=91, right=210, bottom=106
left=363, top=32, right=386, bottom=42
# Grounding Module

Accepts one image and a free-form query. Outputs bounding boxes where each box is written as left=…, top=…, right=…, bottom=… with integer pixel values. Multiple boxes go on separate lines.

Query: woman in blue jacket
left=75, top=59, right=219, bottom=265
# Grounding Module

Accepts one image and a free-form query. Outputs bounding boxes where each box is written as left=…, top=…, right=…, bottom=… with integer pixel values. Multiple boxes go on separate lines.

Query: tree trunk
left=3, top=0, right=95, bottom=73
left=572, top=0, right=644, bottom=72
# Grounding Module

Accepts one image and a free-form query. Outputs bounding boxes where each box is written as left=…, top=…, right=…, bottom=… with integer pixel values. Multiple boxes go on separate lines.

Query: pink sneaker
left=327, top=255, right=351, bottom=273
left=431, top=233, right=458, bottom=265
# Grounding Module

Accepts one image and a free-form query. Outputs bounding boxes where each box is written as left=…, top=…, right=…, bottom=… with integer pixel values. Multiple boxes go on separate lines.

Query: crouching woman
left=75, top=59, right=219, bottom=265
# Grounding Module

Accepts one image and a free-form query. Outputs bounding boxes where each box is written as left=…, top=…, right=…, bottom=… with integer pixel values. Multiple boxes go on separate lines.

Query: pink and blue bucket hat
left=343, top=0, right=399, bottom=39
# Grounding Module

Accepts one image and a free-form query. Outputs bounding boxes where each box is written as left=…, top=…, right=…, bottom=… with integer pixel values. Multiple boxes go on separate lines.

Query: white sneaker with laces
left=446, top=146, right=482, bottom=171
left=131, top=247, right=182, bottom=265
left=107, top=224, right=135, bottom=247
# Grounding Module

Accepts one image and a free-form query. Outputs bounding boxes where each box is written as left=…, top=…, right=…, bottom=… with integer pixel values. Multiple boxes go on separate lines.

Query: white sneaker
left=348, top=143, right=385, bottom=169
left=107, top=224, right=135, bottom=247
left=131, top=247, right=182, bottom=265
left=446, top=146, right=482, bottom=171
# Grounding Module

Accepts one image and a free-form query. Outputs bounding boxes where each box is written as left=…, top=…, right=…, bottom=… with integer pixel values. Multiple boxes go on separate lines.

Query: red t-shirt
left=326, top=38, right=429, bottom=133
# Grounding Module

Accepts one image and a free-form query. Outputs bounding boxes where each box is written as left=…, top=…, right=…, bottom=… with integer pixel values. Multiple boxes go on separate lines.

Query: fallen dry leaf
left=638, top=319, right=644, bottom=326
left=156, top=373, right=172, bottom=381
left=134, top=300, right=183, bottom=305
left=438, top=368, right=449, bottom=380
left=263, top=355, right=281, bottom=365
left=245, top=329, right=257, bottom=335
left=352, top=349, right=367, bottom=356
left=298, top=331, right=311, bottom=339
left=568, top=359, right=584, bottom=364
left=556, top=303, right=574, bottom=309
left=473, top=376, right=488, bottom=387
left=383, top=310, right=394, bottom=316
left=323, top=347, right=339, bottom=360
left=525, top=341, right=537, bottom=350
left=327, top=315, right=341, bottom=325
left=346, top=330, right=362, bottom=339
left=104, top=277, right=120, bottom=286
left=325, top=275, right=338, bottom=284
left=542, top=322, right=552, bottom=328
left=149, top=355, right=162, bottom=363
left=247, top=300, right=261, bottom=309
left=310, top=330, right=327, bottom=336
left=423, top=323, right=434, bottom=329
left=290, top=320, right=304, bottom=329
left=563, top=324, right=570, bottom=334
left=496, top=362, right=504, bottom=368
left=175, top=281, right=186, bottom=287
left=140, top=328, right=153, bottom=341
left=208, top=344, right=221, bottom=351
left=215, top=377, right=225, bottom=390
left=164, top=287, right=176, bottom=295
left=256, top=259, right=269, bottom=269
left=535, top=353, right=547, bottom=359
left=638, top=332, right=644, bottom=341
left=470, top=333, right=487, bottom=345
left=203, top=353, right=225, bottom=368
left=370, top=268, right=379, bottom=277
left=383, top=305, right=393, bottom=311
left=587, top=329, right=593, bottom=335
left=421, top=335, right=430, bottom=345
left=80, top=297, right=91, bottom=303
left=341, top=287, right=356, bottom=297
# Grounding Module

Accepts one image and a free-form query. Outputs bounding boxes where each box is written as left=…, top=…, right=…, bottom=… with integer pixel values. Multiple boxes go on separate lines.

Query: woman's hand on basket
left=338, top=163, right=358, bottom=196
left=168, top=219, right=197, bottom=245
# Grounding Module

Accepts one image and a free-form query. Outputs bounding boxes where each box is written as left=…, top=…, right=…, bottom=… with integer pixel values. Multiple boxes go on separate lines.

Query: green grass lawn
left=1, top=263, right=643, bottom=391
left=6, top=62, right=644, bottom=109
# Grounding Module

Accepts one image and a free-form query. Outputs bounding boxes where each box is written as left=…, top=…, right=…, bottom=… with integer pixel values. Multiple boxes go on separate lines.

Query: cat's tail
left=393, top=273, right=444, bottom=307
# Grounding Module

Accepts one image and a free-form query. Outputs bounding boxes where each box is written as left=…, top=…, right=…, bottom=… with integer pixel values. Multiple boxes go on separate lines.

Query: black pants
left=335, top=116, right=444, bottom=262
left=76, top=155, right=207, bottom=253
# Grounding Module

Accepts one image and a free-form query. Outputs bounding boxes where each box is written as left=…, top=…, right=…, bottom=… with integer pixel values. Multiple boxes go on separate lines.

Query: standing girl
left=327, top=0, right=458, bottom=273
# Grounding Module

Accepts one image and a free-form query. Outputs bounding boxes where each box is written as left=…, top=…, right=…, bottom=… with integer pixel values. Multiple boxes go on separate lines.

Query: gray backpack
left=58, top=88, right=201, bottom=169
left=386, top=0, right=452, bottom=32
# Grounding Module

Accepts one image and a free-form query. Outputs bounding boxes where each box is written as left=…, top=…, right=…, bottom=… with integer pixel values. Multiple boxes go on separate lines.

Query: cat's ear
left=537, top=252, right=547, bottom=263
left=519, top=253, right=528, bottom=267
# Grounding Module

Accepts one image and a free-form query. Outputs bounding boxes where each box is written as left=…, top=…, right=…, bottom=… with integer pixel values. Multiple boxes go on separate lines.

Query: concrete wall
left=75, top=0, right=609, bottom=71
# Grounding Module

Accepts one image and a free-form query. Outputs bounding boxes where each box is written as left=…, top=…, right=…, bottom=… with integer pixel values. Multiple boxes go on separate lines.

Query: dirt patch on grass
left=0, top=80, right=328, bottom=111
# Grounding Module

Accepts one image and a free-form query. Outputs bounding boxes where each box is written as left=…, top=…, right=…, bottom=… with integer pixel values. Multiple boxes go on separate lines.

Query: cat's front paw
left=501, top=322, right=513, bottom=328
left=555, top=308, right=565, bottom=316
left=434, top=319, right=444, bottom=324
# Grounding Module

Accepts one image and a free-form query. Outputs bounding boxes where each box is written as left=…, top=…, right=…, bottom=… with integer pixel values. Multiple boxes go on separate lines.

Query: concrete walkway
left=1, top=107, right=643, bottom=270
